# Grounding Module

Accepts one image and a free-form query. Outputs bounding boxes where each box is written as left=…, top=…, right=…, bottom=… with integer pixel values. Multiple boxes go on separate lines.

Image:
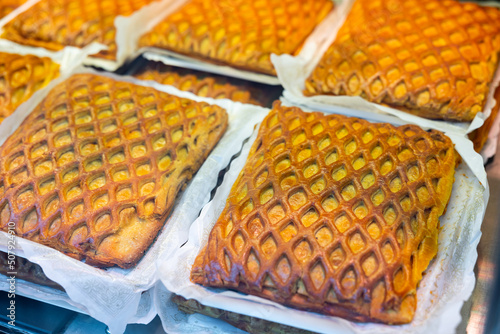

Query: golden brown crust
left=304, top=0, right=500, bottom=122
left=134, top=61, right=282, bottom=107
left=191, top=101, right=457, bottom=324
left=0, top=73, right=228, bottom=268
left=0, top=251, right=63, bottom=290
left=469, top=85, right=500, bottom=152
left=0, top=52, right=60, bottom=124
left=139, top=0, right=333, bottom=76
left=1, top=0, right=158, bottom=60
left=0, top=0, right=26, bottom=19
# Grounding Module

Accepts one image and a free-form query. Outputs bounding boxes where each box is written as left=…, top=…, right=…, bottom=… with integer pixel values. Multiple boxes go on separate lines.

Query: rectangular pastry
left=1, top=0, right=159, bottom=60
left=191, top=102, right=457, bottom=324
left=0, top=73, right=228, bottom=268
left=0, top=52, right=60, bottom=124
left=139, top=0, right=333, bottom=76
left=134, top=61, right=282, bottom=107
left=304, top=0, right=500, bottom=121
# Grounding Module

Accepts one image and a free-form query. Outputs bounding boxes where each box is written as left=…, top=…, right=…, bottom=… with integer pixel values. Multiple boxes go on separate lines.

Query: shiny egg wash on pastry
left=1, top=0, right=160, bottom=60
left=0, top=74, right=228, bottom=268
left=305, top=0, right=500, bottom=122
left=192, top=101, right=458, bottom=324
left=0, top=52, right=60, bottom=124
left=139, top=0, right=333, bottom=75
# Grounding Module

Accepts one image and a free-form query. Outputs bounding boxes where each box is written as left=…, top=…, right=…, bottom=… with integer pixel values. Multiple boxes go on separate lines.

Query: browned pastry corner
left=304, top=0, right=500, bottom=122
left=139, top=0, right=333, bottom=76
left=134, top=62, right=282, bottom=107
left=172, top=294, right=314, bottom=334
left=1, top=0, right=159, bottom=60
left=469, top=85, right=500, bottom=152
left=0, top=0, right=26, bottom=19
left=0, top=52, right=60, bottom=124
left=0, top=73, right=228, bottom=268
left=0, top=252, right=63, bottom=290
left=191, top=101, right=457, bottom=324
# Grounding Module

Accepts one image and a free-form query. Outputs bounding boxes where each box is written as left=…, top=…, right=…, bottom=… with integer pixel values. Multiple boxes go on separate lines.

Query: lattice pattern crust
left=192, top=102, right=457, bottom=324
left=0, top=52, right=60, bottom=124
left=305, top=0, right=500, bottom=121
left=0, top=73, right=228, bottom=268
left=139, top=0, right=333, bottom=75
left=2, top=0, right=158, bottom=60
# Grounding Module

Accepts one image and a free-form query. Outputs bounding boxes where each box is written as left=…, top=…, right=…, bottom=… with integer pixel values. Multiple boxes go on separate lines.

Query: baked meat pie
left=2, top=0, right=159, bottom=60
left=305, top=0, right=500, bottom=121
left=0, top=74, right=228, bottom=268
left=139, top=0, right=333, bottom=75
left=192, top=102, right=457, bottom=324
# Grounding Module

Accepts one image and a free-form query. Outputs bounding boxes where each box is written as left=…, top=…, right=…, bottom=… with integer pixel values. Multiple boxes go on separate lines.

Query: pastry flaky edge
left=304, top=0, right=500, bottom=122
left=191, top=101, right=458, bottom=324
left=0, top=73, right=228, bottom=268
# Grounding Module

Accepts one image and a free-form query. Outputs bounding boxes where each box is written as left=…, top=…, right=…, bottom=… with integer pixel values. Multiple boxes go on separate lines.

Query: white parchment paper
left=157, top=113, right=489, bottom=334
left=272, top=0, right=500, bottom=138
left=0, top=67, right=270, bottom=334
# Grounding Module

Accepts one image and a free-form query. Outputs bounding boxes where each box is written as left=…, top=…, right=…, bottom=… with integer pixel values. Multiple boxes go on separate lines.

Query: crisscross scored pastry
left=1, top=0, right=158, bottom=60
left=192, top=102, right=457, bottom=324
left=0, top=52, right=60, bottom=124
left=0, top=73, right=228, bottom=268
left=304, top=0, right=500, bottom=121
left=0, top=0, right=26, bottom=19
left=135, top=62, right=268, bottom=106
left=139, top=0, right=333, bottom=75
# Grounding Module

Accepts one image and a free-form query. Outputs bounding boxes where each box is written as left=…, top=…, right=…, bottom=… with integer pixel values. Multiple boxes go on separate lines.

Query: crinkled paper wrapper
left=0, top=0, right=184, bottom=71
left=272, top=0, right=500, bottom=162
left=0, top=66, right=270, bottom=334
left=156, top=112, right=489, bottom=334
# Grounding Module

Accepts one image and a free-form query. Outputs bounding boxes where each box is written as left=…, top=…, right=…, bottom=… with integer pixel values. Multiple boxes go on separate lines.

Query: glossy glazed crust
left=0, top=74, right=228, bottom=268
left=1, top=0, right=158, bottom=60
left=0, top=0, right=26, bottom=19
left=0, top=52, right=60, bottom=124
left=134, top=62, right=277, bottom=106
left=192, top=102, right=457, bottom=324
left=139, top=0, right=333, bottom=75
left=304, top=0, right=500, bottom=121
